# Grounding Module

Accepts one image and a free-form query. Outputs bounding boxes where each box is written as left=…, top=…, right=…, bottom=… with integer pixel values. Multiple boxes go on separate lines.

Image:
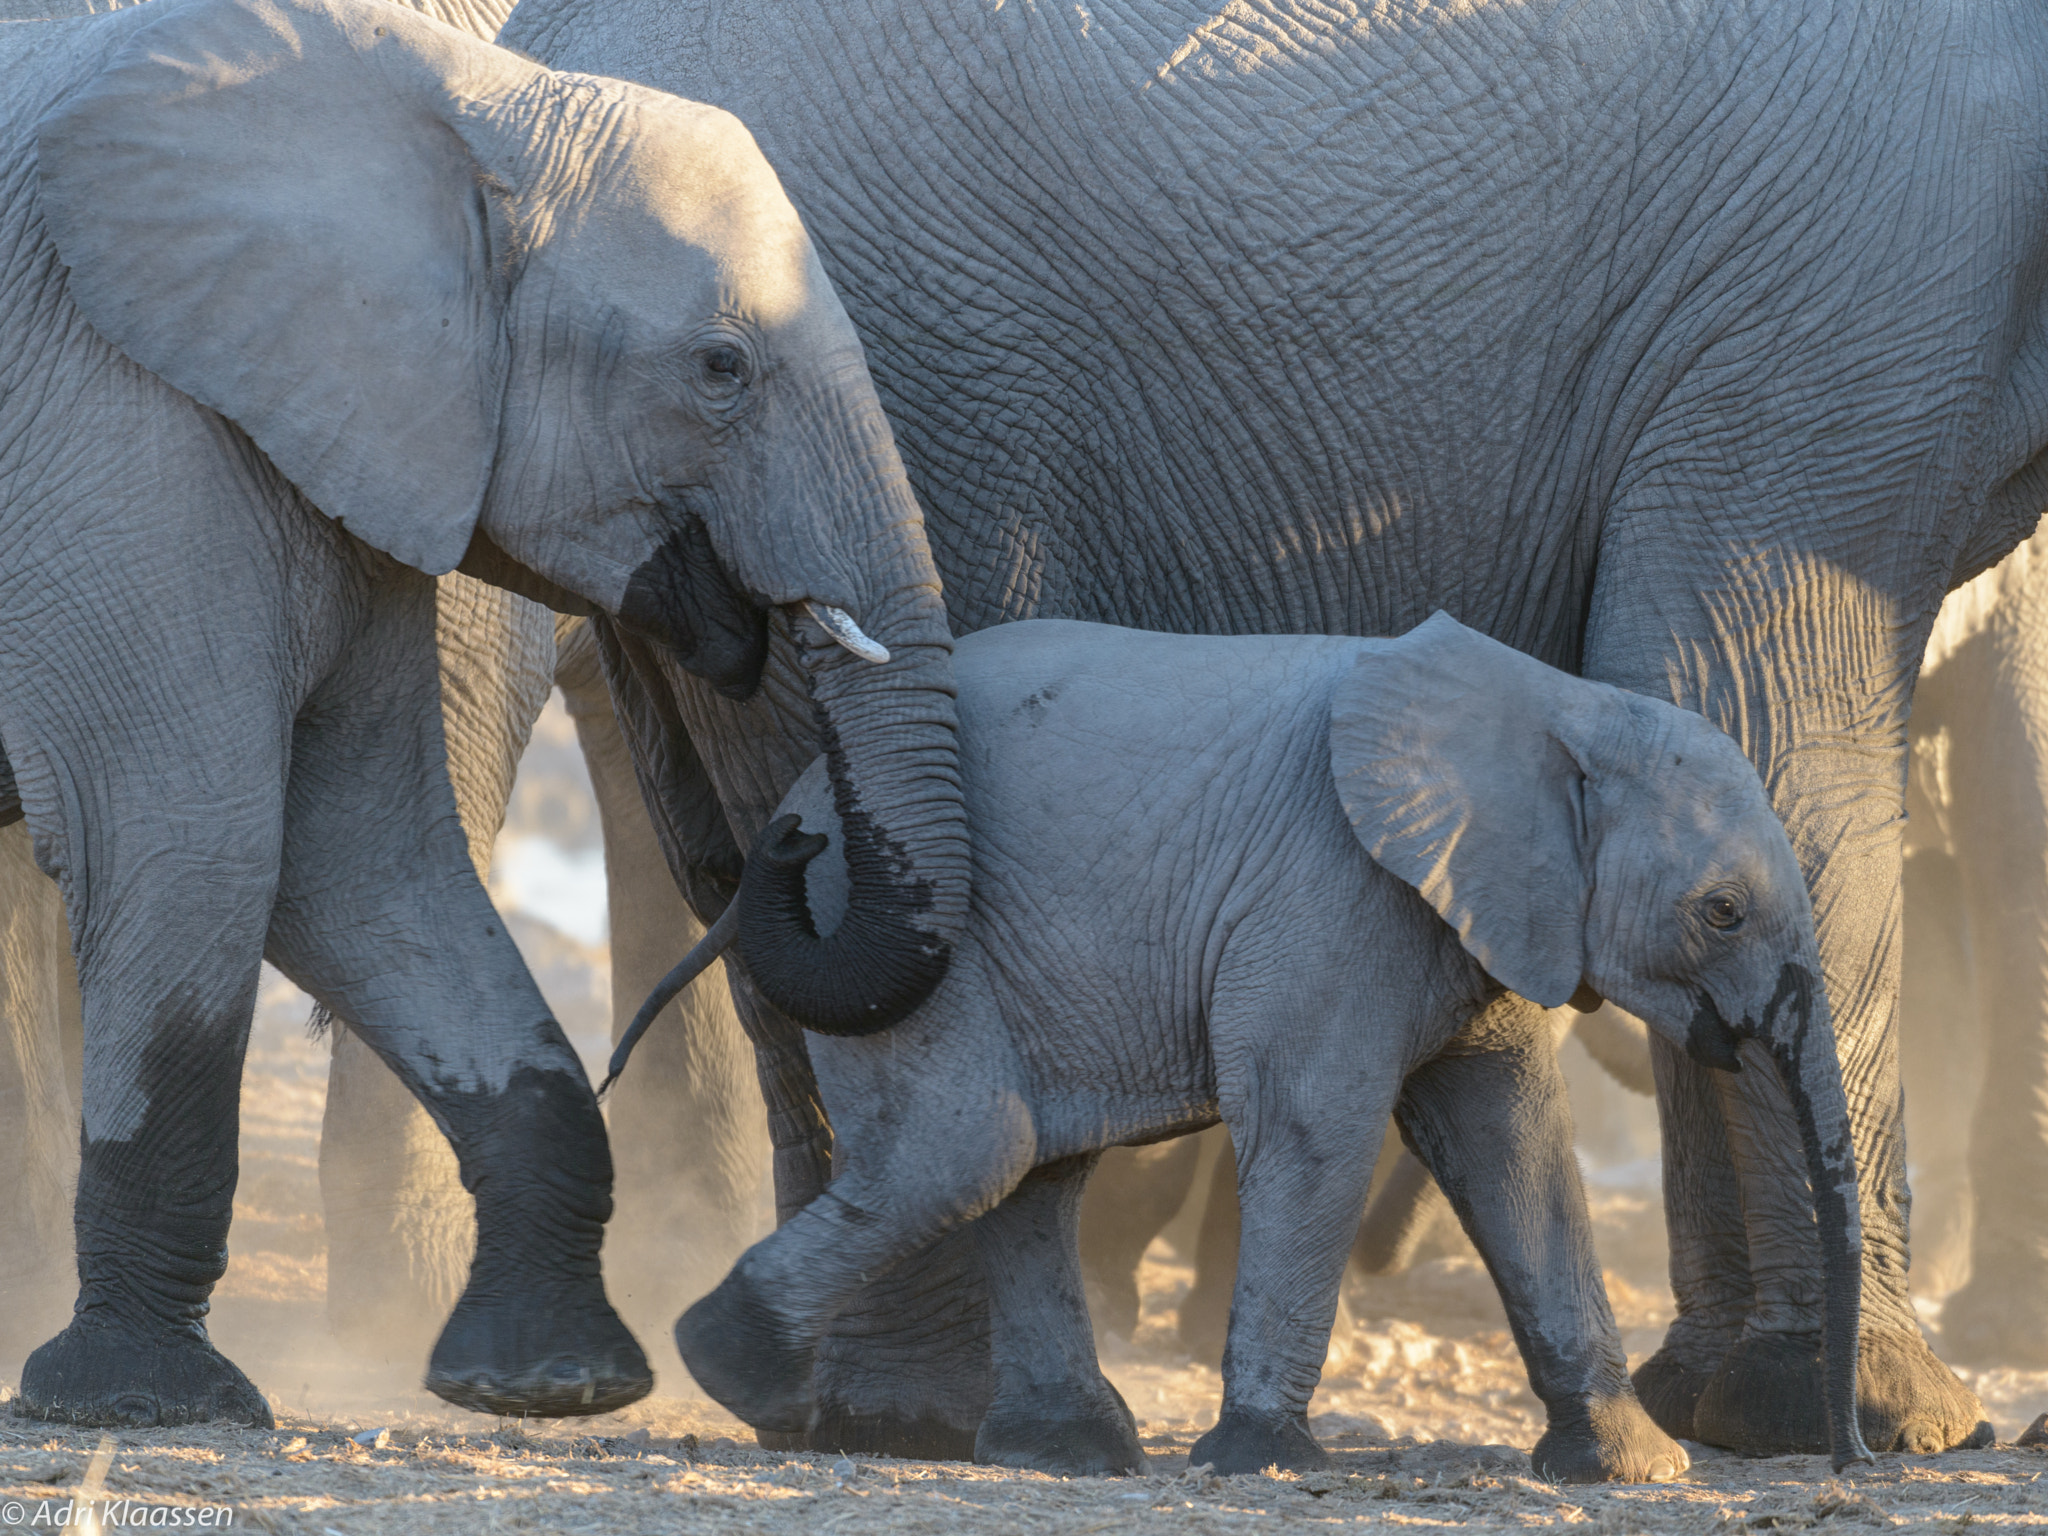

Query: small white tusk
left=804, top=600, right=890, bottom=664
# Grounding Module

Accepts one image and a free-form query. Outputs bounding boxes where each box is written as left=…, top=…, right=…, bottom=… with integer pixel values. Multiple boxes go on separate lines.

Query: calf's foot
left=1692, top=1327, right=1991, bottom=1455
left=19, top=1318, right=271, bottom=1428
left=803, top=1232, right=990, bottom=1459
left=1532, top=1393, right=1687, bottom=1484
left=1189, top=1407, right=1325, bottom=1475
left=675, top=1269, right=817, bottom=1436
left=976, top=1377, right=1145, bottom=1476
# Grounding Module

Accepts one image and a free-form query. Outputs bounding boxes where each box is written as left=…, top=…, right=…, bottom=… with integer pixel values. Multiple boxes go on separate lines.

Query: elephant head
left=34, top=0, right=968, bottom=1030
left=1329, top=612, right=1874, bottom=1472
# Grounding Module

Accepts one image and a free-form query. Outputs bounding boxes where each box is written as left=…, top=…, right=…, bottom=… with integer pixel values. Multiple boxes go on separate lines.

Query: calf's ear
left=37, top=0, right=537, bottom=574
left=1327, top=611, right=1601, bottom=1009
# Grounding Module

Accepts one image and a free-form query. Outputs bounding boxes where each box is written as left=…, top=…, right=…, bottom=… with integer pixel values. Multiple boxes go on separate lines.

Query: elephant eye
left=1701, top=887, right=1747, bottom=931
left=699, top=345, right=749, bottom=386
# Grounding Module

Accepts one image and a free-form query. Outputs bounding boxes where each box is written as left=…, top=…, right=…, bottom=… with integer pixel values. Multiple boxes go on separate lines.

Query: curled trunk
left=733, top=580, right=967, bottom=1035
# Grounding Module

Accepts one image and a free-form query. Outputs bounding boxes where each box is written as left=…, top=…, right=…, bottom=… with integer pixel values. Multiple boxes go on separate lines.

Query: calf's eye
left=1702, top=888, right=1747, bottom=931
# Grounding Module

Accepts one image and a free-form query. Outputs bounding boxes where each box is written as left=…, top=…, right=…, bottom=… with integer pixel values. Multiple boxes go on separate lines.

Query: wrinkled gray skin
left=670, top=615, right=1873, bottom=1479
left=0, top=0, right=954, bottom=1427
left=503, top=0, right=2048, bottom=1456
left=314, top=607, right=769, bottom=1363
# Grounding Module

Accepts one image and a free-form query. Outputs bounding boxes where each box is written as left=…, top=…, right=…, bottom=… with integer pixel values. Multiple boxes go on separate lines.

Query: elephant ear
left=1328, top=611, right=1601, bottom=1009
left=36, top=0, right=531, bottom=574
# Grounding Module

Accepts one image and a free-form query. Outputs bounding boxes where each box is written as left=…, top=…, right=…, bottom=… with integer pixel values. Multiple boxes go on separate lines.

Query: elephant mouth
left=615, top=507, right=770, bottom=700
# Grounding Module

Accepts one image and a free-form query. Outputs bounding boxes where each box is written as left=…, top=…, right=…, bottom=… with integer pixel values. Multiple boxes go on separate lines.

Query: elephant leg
left=1896, top=848, right=1978, bottom=1308
left=317, top=575, right=552, bottom=1358
left=1587, top=524, right=1985, bottom=1456
left=556, top=618, right=768, bottom=1338
left=974, top=1152, right=1145, bottom=1476
left=674, top=1038, right=1028, bottom=1442
left=1929, top=602, right=2048, bottom=1369
left=264, top=574, right=646, bottom=1419
left=1629, top=1035, right=1753, bottom=1440
left=1188, top=989, right=1398, bottom=1478
left=16, top=757, right=284, bottom=1428
left=0, top=821, right=84, bottom=1378
left=1178, top=1134, right=1238, bottom=1365
left=318, top=1024, right=473, bottom=1358
left=1076, top=1136, right=1201, bottom=1341
left=1399, top=997, right=1685, bottom=1485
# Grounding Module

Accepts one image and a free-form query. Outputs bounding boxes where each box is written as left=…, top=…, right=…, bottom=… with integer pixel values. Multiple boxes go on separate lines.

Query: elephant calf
left=650, top=613, right=1873, bottom=1481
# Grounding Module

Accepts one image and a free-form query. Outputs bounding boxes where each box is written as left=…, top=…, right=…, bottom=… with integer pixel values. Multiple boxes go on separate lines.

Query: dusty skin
left=7, top=709, right=2048, bottom=1532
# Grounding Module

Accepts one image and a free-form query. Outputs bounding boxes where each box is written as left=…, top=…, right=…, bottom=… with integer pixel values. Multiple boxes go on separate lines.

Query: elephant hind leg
left=974, top=1153, right=1145, bottom=1476
left=16, top=761, right=284, bottom=1429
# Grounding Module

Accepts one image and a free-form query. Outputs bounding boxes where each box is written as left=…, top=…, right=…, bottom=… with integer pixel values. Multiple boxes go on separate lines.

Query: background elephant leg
left=1178, top=1136, right=1239, bottom=1365
left=974, top=1153, right=1144, bottom=1476
left=1401, top=998, right=1683, bottom=1485
left=1932, top=605, right=2048, bottom=1369
left=555, top=618, right=769, bottom=1349
left=0, top=820, right=82, bottom=1378
left=1629, top=1036, right=1753, bottom=1440
left=1076, top=1137, right=1201, bottom=1344
left=1350, top=1145, right=1453, bottom=1277
left=316, top=576, right=554, bottom=1360
left=1897, top=848, right=1979, bottom=1308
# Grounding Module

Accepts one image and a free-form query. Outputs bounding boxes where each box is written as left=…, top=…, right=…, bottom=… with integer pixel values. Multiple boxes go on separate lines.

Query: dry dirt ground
left=8, top=701, right=2048, bottom=1532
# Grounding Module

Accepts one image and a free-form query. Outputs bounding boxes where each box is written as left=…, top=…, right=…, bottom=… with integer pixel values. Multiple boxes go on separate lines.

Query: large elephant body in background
left=503, top=0, right=2048, bottom=1456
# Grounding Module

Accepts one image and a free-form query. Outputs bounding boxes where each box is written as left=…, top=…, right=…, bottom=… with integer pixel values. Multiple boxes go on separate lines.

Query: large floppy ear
left=36, top=0, right=536, bottom=574
left=1329, top=611, right=1609, bottom=1008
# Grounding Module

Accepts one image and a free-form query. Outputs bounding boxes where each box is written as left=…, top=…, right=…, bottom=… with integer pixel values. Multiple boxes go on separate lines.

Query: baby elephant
left=655, top=613, right=1870, bottom=1481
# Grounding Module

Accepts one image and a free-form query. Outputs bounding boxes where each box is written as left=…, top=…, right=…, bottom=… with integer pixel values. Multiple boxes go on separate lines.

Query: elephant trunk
left=734, top=575, right=966, bottom=1034
left=1758, top=961, right=1874, bottom=1472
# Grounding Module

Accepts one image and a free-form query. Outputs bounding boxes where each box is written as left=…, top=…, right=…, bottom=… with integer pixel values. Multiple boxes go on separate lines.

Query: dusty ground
left=8, top=696, right=2048, bottom=1532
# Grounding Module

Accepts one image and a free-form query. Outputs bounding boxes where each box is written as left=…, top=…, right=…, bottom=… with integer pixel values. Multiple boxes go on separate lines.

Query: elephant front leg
left=1586, top=518, right=1988, bottom=1455
left=264, top=573, right=647, bottom=1419
left=973, top=1153, right=1145, bottom=1476
left=1398, top=997, right=1685, bottom=1484
left=18, top=822, right=281, bottom=1429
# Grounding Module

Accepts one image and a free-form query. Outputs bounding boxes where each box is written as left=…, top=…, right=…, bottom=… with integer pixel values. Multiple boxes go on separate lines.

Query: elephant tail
left=597, top=901, right=741, bottom=1099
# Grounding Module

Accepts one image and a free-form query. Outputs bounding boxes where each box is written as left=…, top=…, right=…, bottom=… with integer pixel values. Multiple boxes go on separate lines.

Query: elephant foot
left=1532, top=1393, right=1688, bottom=1484
left=1631, top=1349, right=1716, bottom=1442
left=427, top=1280, right=650, bottom=1419
left=1630, top=1316, right=1740, bottom=1442
left=18, top=1318, right=272, bottom=1429
left=800, top=1231, right=991, bottom=1460
left=1692, top=1327, right=1991, bottom=1455
left=1189, top=1407, right=1325, bottom=1475
left=975, top=1377, right=1145, bottom=1475
left=1852, top=1327, right=1993, bottom=1453
left=674, top=1270, right=816, bottom=1435
left=1937, top=1277, right=2048, bottom=1370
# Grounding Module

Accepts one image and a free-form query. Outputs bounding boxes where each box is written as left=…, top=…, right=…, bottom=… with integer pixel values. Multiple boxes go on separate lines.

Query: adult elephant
left=0, top=0, right=964, bottom=1426
left=502, top=0, right=2048, bottom=1456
